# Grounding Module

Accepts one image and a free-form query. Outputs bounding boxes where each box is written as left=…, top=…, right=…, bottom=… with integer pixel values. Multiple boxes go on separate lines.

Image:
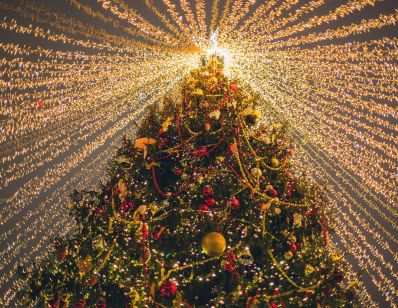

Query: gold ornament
left=209, top=109, right=221, bottom=120
left=305, top=264, right=315, bottom=275
left=284, top=251, right=293, bottom=260
left=192, top=88, right=204, bottom=96
left=271, top=158, right=280, bottom=167
left=237, top=246, right=254, bottom=265
left=201, top=232, right=226, bottom=257
left=251, top=167, right=262, bottom=178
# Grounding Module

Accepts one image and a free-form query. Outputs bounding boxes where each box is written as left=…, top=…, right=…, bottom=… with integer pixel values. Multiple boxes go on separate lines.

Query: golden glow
left=0, top=0, right=397, bottom=306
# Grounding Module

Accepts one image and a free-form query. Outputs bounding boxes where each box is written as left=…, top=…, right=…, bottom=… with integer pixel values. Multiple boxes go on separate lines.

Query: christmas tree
left=19, top=57, right=356, bottom=307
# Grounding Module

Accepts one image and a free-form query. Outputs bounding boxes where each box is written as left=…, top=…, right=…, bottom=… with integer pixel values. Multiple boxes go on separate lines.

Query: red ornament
left=226, top=251, right=236, bottom=262
left=268, top=188, right=278, bottom=198
left=88, top=275, right=98, bottom=287
left=289, top=242, right=297, bottom=252
left=204, top=197, right=216, bottom=207
left=159, top=280, right=177, bottom=298
left=96, top=300, right=107, bottom=308
left=230, top=84, right=238, bottom=92
left=224, top=262, right=236, bottom=272
left=228, top=197, right=240, bottom=210
left=199, top=204, right=209, bottom=217
left=270, top=303, right=278, bottom=308
left=202, top=186, right=213, bottom=197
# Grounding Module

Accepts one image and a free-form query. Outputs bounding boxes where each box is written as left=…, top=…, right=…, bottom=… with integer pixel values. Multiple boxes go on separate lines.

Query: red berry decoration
left=226, top=251, right=236, bottom=262
left=202, top=186, right=213, bottom=197
left=204, top=197, right=216, bottom=207
left=289, top=242, right=297, bottom=252
left=159, top=280, right=177, bottom=298
left=228, top=196, right=240, bottom=210
left=230, top=84, right=238, bottom=92
left=224, top=262, right=236, bottom=272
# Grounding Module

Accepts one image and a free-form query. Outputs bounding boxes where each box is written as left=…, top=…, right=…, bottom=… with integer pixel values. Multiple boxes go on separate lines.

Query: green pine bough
left=19, top=57, right=357, bottom=307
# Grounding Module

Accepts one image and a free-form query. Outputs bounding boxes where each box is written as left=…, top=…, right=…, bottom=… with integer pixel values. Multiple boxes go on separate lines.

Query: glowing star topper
left=206, top=28, right=232, bottom=74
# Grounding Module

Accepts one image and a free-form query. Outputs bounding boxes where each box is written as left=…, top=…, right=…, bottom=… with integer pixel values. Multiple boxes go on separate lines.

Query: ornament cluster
left=19, top=57, right=357, bottom=307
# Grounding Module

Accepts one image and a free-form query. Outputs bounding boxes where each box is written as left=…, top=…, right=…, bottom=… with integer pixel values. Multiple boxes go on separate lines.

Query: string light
left=0, top=0, right=397, bottom=306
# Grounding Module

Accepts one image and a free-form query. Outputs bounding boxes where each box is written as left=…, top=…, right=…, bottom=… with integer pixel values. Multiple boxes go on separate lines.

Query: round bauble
left=284, top=251, right=293, bottom=260
left=228, top=196, right=240, bottom=210
left=202, top=101, right=210, bottom=108
left=137, top=205, right=147, bottom=215
left=192, top=88, right=204, bottom=96
left=201, top=232, right=226, bottom=257
left=271, top=158, right=280, bottom=167
left=237, top=246, right=254, bottom=265
left=204, top=122, right=211, bottom=131
left=202, top=186, right=213, bottom=197
left=251, top=167, right=262, bottom=178
left=209, top=109, right=221, bottom=120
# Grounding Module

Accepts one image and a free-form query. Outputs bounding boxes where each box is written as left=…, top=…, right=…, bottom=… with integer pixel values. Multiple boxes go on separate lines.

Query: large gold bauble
left=201, top=232, right=226, bottom=257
